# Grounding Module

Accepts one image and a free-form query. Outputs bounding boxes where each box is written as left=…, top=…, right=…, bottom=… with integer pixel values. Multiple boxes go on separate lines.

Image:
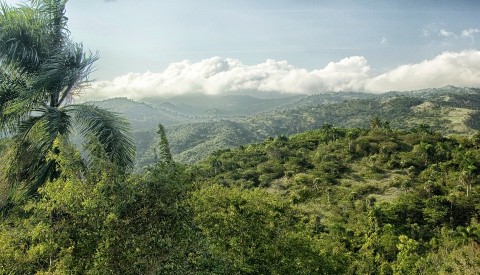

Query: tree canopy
left=0, top=0, right=134, bottom=201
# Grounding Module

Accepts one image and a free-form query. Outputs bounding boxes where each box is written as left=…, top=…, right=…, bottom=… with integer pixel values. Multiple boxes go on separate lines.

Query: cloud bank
left=366, top=50, right=480, bottom=91
left=85, top=50, right=480, bottom=100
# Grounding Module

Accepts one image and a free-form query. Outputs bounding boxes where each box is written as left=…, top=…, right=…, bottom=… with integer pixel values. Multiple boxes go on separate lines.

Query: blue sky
left=4, top=0, right=480, bottom=98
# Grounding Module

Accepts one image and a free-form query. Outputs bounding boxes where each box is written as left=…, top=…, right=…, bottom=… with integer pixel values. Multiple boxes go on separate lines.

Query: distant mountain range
left=88, top=86, right=480, bottom=167
left=140, top=93, right=305, bottom=117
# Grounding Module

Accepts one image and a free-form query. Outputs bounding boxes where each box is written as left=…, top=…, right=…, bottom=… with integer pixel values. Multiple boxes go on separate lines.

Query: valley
left=90, top=86, right=480, bottom=166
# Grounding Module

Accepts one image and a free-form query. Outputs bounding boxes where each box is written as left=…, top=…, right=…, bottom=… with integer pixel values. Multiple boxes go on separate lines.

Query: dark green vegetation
left=95, top=86, right=480, bottom=165
left=193, top=126, right=480, bottom=274
left=0, top=0, right=134, bottom=202
left=1, top=125, right=480, bottom=274
left=1, top=1, right=480, bottom=274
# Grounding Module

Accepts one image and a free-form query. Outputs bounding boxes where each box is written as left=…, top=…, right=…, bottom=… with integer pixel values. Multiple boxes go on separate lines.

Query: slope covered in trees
left=1, top=125, right=479, bottom=273
left=145, top=87, right=480, bottom=164
left=141, top=93, right=304, bottom=116
left=191, top=124, right=480, bottom=273
left=1, top=1, right=479, bottom=273
left=88, top=87, right=480, bottom=166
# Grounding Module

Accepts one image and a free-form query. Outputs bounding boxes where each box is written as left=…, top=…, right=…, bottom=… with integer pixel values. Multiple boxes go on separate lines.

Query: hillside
left=167, top=87, right=480, bottom=164
left=2, top=124, right=479, bottom=274
left=247, top=87, right=480, bottom=137
left=86, top=97, right=196, bottom=131
left=140, top=93, right=304, bottom=116
left=90, top=87, right=480, bottom=166
left=189, top=125, right=480, bottom=274
left=135, top=120, right=258, bottom=167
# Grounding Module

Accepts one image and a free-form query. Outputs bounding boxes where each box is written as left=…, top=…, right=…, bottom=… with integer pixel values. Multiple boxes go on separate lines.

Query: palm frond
left=32, top=42, right=98, bottom=106
left=0, top=136, right=53, bottom=201
left=30, top=0, right=68, bottom=31
left=0, top=3, right=49, bottom=73
left=0, top=94, right=47, bottom=136
left=0, top=68, right=21, bottom=113
left=15, top=104, right=69, bottom=143
left=0, top=66, right=31, bottom=133
left=0, top=0, right=104, bottom=201
left=6, top=105, right=72, bottom=195
left=25, top=157, right=56, bottom=196
left=68, top=104, right=135, bottom=170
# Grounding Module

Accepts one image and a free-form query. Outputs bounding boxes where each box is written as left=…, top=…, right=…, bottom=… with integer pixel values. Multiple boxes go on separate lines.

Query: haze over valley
left=88, top=86, right=480, bottom=166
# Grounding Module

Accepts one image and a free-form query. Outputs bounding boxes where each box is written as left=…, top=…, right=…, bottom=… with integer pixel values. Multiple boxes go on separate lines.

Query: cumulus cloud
left=84, top=50, right=480, bottom=100
left=85, top=56, right=370, bottom=99
left=366, top=50, right=480, bottom=92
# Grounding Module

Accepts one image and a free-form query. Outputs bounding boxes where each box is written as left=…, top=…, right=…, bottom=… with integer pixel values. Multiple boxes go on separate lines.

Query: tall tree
left=155, top=124, right=172, bottom=163
left=0, top=0, right=134, bottom=197
left=370, top=116, right=382, bottom=129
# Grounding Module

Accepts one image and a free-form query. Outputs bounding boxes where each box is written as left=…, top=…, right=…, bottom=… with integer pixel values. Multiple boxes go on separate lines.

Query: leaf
left=68, top=104, right=135, bottom=170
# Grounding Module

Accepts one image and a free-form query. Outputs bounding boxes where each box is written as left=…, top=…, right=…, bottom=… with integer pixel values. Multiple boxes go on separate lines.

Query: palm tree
left=370, top=116, right=381, bottom=129
left=0, top=0, right=134, bottom=197
left=321, top=123, right=334, bottom=143
left=458, top=151, right=477, bottom=197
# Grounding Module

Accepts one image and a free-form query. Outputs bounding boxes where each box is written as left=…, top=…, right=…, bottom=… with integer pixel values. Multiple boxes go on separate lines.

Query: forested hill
left=2, top=125, right=480, bottom=273
left=84, top=97, right=195, bottom=130
left=189, top=126, right=480, bottom=274
left=169, top=86, right=480, bottom=164
left=247, top=86, right=480, bottom=138
left=141, top=93, right=305, bottom=116
left=89, top=86, right=480, bottom=165
left=3, top=1, right=479, bottom=273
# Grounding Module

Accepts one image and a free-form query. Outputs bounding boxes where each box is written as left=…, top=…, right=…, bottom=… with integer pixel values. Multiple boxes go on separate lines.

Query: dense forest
left=89, top=86, right=480, bottom=165
left=1, top=124, right=480, bottom=274
left=1, top=1, right=480, bottom=274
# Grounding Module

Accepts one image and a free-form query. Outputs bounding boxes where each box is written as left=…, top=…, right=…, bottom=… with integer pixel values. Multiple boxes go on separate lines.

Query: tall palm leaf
left=68, top=104, right=135, bottom=169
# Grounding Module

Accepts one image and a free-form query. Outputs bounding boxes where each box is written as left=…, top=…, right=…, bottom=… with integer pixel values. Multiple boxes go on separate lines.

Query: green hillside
left=4, top=125, right=479, bottom=273
left=167, top=87, right=480, bottom=164
left=2, top=1, right=479, bottom=273
left=88, top=87, right=480, bottom=167
left=135, top=120, right=258, bottom=167
left=141, top=93, right=305, bottom=116
left=187, top=125, right=480, bottom=274
left=248, top=86, right=480, bottom=136
left=87, top=97, right=195, bottom=130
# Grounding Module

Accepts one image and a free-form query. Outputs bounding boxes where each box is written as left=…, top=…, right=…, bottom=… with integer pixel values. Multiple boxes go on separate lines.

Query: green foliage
left=2, top=100, right=480, bottom=273
left=190, top=184, right=349, bottom=274
left=194, top=126, right=480, bottom=273
left=0, top=0, right=134, bottom=200
left=0, top=138, right=199, bottom=274
left=155, top=123, right=172, bottom=162
left=124, top=87, right=480, bottom=165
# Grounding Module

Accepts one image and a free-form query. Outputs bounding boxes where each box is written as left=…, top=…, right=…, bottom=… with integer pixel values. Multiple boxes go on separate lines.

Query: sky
left=4, top=0, right=480, bottom=99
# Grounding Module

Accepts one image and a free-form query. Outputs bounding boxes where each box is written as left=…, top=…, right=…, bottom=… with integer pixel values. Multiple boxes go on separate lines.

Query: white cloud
left=421, top=24, right=480, bottom=42
left=84, top=56, right=370, bottom=99
left=83, top=50, right=480, bottom=100
left=421, top=23, right=445, bottom=37
left=461, top=28, right=480, bottom=40
left=439, top=29, right=457, bottom=38
left=366, top=50, right=480, bottom=92
left=422, top=29, right=430, bottom=37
